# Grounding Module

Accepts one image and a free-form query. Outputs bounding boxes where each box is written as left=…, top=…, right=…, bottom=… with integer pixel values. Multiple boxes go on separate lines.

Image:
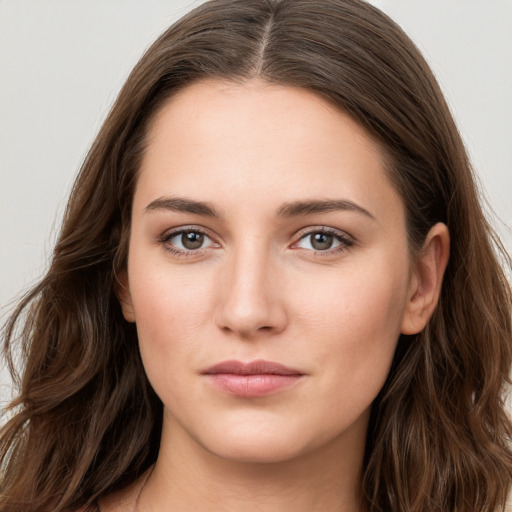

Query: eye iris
left=311, top=232, right=333, bottom=250
left=182, top=232, right=204, bottom=250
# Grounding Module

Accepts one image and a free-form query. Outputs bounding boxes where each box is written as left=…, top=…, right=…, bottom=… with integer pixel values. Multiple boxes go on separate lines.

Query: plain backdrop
left=1, top=0, right=511, bottom=403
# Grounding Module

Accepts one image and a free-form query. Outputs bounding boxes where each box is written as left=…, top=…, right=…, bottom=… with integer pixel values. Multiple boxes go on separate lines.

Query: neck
left=138, top=410, right=368, bottom=512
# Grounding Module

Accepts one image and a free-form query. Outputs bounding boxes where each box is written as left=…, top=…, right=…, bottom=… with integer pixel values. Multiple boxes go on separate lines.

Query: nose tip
left=217, top=286, right=287, bottom=339
left=215, top=257, right=287, bottom=339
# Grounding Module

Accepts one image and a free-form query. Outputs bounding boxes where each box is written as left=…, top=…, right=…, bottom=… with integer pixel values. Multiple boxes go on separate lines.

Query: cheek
left=291, top=255, right=410, bottom=397
left=296, top=258, right=408, bottom=334
left=126, top=260, right=215, bottom=375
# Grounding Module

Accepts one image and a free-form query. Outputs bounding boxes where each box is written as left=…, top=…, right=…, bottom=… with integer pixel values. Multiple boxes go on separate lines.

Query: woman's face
left=120, top=79, right=422, bottom=464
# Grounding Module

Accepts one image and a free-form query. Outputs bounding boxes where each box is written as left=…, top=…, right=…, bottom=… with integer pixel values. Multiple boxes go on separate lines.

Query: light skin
left=104, top=79, right=449, bottom=512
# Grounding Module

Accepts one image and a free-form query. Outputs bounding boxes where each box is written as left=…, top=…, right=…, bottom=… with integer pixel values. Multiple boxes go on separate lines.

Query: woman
left=1, top=0, right=511, bottom=511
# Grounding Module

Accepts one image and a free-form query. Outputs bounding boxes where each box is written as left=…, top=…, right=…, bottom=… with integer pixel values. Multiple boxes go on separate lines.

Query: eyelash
left=159, top=226, right=217, bottom=258
left=158, top=226, right=355, bottom=258
left=292, top=227, right=355, bottom=257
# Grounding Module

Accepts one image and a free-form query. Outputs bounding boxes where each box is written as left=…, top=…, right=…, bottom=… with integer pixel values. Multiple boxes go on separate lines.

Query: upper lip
left=202, top=359, right=303, bottom=376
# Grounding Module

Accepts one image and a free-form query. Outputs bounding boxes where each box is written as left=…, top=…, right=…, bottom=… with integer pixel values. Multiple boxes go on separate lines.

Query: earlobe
left=116, top=269, right=136, bottom=323
left=401, top=223, right=450, bottom=335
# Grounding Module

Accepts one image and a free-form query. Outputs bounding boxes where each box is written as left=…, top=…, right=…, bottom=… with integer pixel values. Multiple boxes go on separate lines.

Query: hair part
left=2, top=1, right=511, bottom=510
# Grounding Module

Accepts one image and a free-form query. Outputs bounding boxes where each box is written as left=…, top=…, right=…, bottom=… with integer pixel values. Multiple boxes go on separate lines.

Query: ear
left=116, top=269, right=136, bottom=323
left=401, top=223, right=450, bottom=335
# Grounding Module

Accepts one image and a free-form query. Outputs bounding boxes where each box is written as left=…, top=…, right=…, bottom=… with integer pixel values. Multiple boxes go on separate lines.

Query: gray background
left=1, top=0, right=511, bottom=402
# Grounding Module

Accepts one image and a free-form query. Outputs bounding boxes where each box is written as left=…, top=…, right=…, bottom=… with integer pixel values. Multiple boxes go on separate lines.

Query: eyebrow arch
left=276, top=199, right=376, bottom=220
left=145, top=196, right=222, bottom=218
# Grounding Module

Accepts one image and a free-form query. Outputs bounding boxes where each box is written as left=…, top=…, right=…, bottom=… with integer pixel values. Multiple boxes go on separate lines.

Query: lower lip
left=206, top=374, right=302, bottom=397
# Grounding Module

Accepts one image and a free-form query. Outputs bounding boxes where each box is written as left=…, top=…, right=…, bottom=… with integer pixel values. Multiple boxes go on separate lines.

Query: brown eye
left=182, top=231, right=204, bottom=250
left=310, top=232, right=334, bottom=250
left=165, top=229, right=216, bottom=252
left=295, top=229, right=352, bottom=253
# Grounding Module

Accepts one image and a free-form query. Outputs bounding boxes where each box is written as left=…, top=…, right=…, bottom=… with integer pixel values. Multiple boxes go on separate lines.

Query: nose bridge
left=216, top=238, right=286, bottom=337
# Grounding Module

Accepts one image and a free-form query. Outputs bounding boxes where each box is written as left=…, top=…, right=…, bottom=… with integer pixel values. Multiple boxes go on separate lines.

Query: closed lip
left=202, top=359, right=304, bottom=376
left=202, top=360, right=304, bottom=397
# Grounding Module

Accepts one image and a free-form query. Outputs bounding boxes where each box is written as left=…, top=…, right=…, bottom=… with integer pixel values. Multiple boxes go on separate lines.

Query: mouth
left=202, top=359, right=304, bottom=398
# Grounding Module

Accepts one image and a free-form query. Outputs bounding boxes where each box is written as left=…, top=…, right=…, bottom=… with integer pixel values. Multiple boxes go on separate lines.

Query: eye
left=162, top=228, right=218, bottom=253
left=294, top=228, right=353, bottom=253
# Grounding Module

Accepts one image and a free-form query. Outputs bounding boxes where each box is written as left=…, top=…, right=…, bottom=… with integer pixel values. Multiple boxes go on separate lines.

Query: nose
left=215, top=244, right=288, bottom=339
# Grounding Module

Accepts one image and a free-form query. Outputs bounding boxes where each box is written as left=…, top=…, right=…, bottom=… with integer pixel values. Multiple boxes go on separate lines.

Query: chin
left=193, top=420, right=339, bottom=466
left=205, top=437, right=307, bottom=464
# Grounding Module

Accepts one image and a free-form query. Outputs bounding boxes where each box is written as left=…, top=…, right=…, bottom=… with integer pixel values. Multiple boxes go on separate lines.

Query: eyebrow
left=145, top=197, right=222, bottom=218
left=276, top=199, right=376, bottom=220
left=144, top=196, right=375, bottom=221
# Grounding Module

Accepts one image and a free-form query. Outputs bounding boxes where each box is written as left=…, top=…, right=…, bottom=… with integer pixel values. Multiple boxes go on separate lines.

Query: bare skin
left=100, top=79, right=449, bottom=512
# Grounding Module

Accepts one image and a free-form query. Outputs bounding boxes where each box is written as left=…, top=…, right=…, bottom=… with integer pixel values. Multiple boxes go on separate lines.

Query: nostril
left=219, top=322, right=277, bottom=338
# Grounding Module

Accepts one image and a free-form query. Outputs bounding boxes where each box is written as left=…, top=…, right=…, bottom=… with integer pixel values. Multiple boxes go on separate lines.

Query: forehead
left=135, top=79, right=403, bottom=225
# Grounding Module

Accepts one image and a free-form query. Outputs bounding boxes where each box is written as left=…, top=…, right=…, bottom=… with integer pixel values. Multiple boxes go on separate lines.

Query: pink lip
left=202, top=360, right=304, bottom=398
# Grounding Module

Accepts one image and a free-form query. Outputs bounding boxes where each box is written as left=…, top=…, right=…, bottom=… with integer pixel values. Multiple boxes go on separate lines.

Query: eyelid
left=291, top=226, right=355, bottom=253
left=158, top=225, right=221, bottom=255
left=157, top=224, right=354, bottom=258
left=159, top=224, right=211, bottom=240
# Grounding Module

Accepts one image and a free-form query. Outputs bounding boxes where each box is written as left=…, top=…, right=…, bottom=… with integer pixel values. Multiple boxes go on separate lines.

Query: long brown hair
left=2, top=1, right=511, bottom=510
